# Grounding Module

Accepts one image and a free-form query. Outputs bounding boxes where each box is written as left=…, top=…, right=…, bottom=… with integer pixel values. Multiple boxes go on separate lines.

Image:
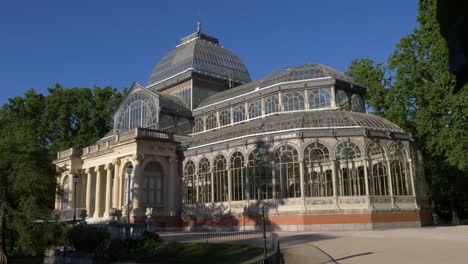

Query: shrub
left=65, top=225, right=111, bottom=254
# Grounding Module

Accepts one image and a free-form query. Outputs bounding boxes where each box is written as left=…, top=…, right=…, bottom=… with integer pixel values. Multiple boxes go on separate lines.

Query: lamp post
left=73, top=172, right=79, bottom=224
left=126, top=164, right=134, bottom=239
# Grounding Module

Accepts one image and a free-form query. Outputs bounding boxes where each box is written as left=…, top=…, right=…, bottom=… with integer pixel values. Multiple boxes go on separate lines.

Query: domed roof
left=188, top=110, right=405, bottom=147
left=147, top=30, right=251, bottom=87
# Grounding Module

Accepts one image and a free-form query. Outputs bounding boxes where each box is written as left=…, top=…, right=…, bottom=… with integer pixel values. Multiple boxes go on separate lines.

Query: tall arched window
left=336, top=90, right=349, bottom=110
left=231, top=152, right=246, bottom=201
left=61, top=176, right=70, bottom=209
left=248, top=100, right=262, bottom=119
left=198, top=158, right=211, bottom=203
left=115, top=91, right=158, bottom=133
left=194, top=117, right=204, bottom=133
left=389, top=144, right=412, bottom=196
left=351, top=94, right=365, bottom=112
left=143, top=161, right=163, bottom=205
left=275, top=145, right=301, bottom=198
left=219, top=109, right=231, bottom=126
left=264, top=95, right=279, bottom=114
left=304, top=142, right=333, bottom=197
left=368, top=142, right=388, bottom=196
left=308, top=89, right=331, bottom=109
left=249, top=149, right=273, bottom=200
left=123, top=162, right=134, bottom=207
left=336, top=141, right=365, bottom=196
left=282, top=92, right=305, bottom=111
left=206, top=113, right=218, bottom=130
left=233, top=105, right=245, bottom=123
left=213, top=155, right=228, bottom=202
left=183, top=161, right=196, bottom=204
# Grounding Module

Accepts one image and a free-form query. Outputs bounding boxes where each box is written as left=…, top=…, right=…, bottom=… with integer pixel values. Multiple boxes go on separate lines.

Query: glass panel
left=115, top=91, right=158, bottom=133
left=304, top=143, right=333, bottom=197
left=336, top=89, right=349, bottom=110
left=308, top=89, right=331, bottom=109
left=264, top=95, right=279, bottom=115
left=351, top=94, right=365, bottom=112
left=282, top=92, right=305, bottom=111
left=275, top=145, right=300, bottom=198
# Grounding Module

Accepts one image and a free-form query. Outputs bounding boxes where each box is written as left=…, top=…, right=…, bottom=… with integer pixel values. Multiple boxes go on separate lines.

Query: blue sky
left=0, top=0, right=418, bottom=104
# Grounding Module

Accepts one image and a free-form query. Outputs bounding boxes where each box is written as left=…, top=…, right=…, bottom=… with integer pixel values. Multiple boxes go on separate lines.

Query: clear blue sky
left=0, top=0, right=418, bottom=104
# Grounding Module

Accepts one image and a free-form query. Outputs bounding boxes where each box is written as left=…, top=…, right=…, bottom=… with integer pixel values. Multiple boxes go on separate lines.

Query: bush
left=106, top=231, right=162, bottom=262
left=65, top=225, right=111, bottom=254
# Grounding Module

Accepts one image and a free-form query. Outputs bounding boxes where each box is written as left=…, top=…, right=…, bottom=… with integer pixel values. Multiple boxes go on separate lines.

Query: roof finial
left=197, top=16, right=202, bottom=34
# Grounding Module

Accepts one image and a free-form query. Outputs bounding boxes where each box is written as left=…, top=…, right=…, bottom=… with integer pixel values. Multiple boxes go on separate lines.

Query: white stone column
left=93, top=166, right=102, bottom=218
left=104, top=163, right=113, bottom=217
left=386, top=158, right=395, bottom=208
left=408, top=158, right=418, bottom=208
left=211, top=169, right=215, bottom=203
left=245, top=163, right=250, bottom=201
left=227, top=165, right=231, bottom=203
left=299, top=160, right=305, bottom=199
left=112, top=159, right=121, bottom=209
left=363, top=158, right=370, bottom=196
left=331, top=159, right=339, bottom=208
left=85, top=168, right=93, bottom=218
left=131, top=154, right=144, bottom=219
left=169, top=158, right=177, bottom=214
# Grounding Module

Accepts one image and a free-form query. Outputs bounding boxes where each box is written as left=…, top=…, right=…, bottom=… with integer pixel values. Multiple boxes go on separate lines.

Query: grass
left=121, top=242, right=266, bottom=264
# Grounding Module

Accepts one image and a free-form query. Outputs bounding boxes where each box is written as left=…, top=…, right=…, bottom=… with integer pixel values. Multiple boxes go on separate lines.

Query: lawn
left=120, top=242, right=266, bottom=264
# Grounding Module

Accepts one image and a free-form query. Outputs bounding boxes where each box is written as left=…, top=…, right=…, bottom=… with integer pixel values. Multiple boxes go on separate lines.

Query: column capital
left=132, top=154, right=144, bottom=164
left=113, top=159, right=121, bottom=166
left=84, top=167, right=95, bottom=174
left=104, top=163, right=112, bottom=170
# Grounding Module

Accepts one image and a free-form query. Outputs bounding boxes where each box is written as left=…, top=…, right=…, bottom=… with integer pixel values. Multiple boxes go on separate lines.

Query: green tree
left=346, top=0, right=468, bottom=223
left=345, top=58, right=389, bottom=116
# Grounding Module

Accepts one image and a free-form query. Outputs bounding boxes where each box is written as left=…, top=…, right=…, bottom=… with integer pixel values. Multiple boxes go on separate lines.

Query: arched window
left=194, top=117, right=204, bottom=133
left=183, top=161, right=196, bottom=204
left=389, top=144, right=412, bottom=196
left=123, top=163, right=134, bottom=206
left=230, top=152, right=246, bottom=201
left=61, top=176, right=70, bottom=209
left=198, top=158, right=211, bottom=203
left=336, top=141, right=365, bottom=196
left=308, top=89, right=331, bottom=109
left=304, top=143, right=333, bottom=197
left=368, top=142, right=388, bottom=196
left=264, top=95, right=279, bottom=114
left=143, top=161, right=163, bottom=205
left=275, top=145, right=301, bottom=198
left=213, top=155, right=228, bottom=202
left=115, top=91, right=158, bottom=133
left=248, top=100, right=262, bottom=119
left=219, top=109, right=231, bottom=126
left=206, top=113, right=218, bottom=130
left=249, top=149, right=273, bottom=200
left=282, top=92, right=305, bottom=111
left=351, top=94, right=365, bottom=112
left=233, top=105, right=245, bottom=123
left=336, top=90, right=349, bottom=110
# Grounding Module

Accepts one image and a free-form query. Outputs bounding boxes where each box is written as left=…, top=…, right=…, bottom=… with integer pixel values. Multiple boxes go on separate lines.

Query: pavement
left=278, top=226, right=468, bottom=264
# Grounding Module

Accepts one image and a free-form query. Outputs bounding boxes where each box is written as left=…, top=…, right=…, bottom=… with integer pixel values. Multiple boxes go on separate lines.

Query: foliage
left=107, top=233, right=263, bottom=264
left=0, top=85, right=125, bottom=257
left=345, top=0, right=468, bottom=220
left=65, top=225, right=111, bottom=254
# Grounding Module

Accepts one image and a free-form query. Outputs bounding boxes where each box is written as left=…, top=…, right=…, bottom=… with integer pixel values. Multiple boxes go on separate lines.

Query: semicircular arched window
left=233, top=105, right=245, bottom=123
left=230, top=152, right=246, bottom=201
left=206, top=113, right=218, bottom=130
left=183, top=160, right=196, bottom=204
left=367, top=142, right=388, bottom=196
left=219, top=109, right=231, bottom=126
left=351, top=94, right=365, bottom=112
left=248, top=100, right=262, bottom=119
left=282, top=92, right=305, bottom=112
left=336, top=141, right=364, bottom=196
left=198, top=158, right=211, bottom=203
left=309, top=89, right=331, bottom=109
left=336, top=90, right=349, bottom=110
left=264, top=95, right=279, bottom=114
left=275, top=145, right=300, bottom=198
left=115, top=92, right=158, bottom=133
left=249, top=148, right=272, bottom=200
left=304, top=142, right=332, bottom=197
left=194, top=117, right=204, bottom=133
left=213, top=155, right=228, bottom=202
left=389, top=144, right=412, bottom=196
